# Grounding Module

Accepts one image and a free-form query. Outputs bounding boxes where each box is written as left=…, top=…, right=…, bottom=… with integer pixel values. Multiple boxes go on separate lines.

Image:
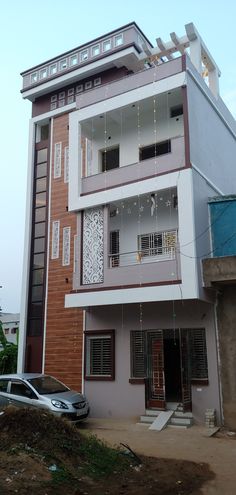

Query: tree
left=0, top=320, right=18, bottom=374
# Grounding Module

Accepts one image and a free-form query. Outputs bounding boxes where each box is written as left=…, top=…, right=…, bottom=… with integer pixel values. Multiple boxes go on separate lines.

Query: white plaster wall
left=109, top=192, right=178, bottom=256
left=83, top=107, right=183, bottom=176
left=84, top=300, right=221, bottom=423
left=187, top=69, right=236, bottom=194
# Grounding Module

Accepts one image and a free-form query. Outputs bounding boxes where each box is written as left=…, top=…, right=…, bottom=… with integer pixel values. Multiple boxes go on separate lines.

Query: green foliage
left=0, top=321, right=18, bottom=374
left=78, top=433, right=128, bottom=478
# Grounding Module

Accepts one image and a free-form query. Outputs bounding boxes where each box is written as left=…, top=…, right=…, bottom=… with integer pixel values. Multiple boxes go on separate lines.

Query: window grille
left=138, top=230, right=177, bottom=258
left=110, top=230, right=120, bottom=267
left=85, top=332, right=114, bottom=379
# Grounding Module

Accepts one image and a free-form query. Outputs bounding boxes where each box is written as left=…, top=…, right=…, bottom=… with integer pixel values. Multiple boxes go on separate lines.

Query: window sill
left=85, top=375, right=114, bottom=381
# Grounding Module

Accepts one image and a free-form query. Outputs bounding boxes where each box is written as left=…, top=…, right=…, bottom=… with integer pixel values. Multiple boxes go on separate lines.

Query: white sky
left=0, top=0, right=236, bottom=312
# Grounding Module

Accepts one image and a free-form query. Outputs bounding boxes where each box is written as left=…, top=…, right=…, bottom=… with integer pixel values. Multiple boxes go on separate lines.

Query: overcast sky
left=0, top=0, right=236, bottom=313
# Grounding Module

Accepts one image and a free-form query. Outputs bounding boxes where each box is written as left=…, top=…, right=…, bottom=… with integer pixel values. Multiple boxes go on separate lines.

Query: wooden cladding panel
left=44, top=112, right=83, bottom=391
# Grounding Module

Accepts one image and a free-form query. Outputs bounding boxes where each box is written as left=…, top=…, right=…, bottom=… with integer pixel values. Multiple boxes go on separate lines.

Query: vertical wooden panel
left=44, top=112, right=83, bottom=391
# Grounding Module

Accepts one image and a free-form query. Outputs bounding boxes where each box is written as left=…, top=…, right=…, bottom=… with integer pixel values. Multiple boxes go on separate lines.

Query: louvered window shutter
left=131, top=331, right=146, bottom=378
left=86, top=334, right=114, bottom=378
left=190, top=329, right=208, bottom=381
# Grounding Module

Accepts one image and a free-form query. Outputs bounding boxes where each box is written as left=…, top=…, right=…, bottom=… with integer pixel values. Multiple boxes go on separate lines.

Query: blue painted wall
left=209, top=197, right=236, bottom=257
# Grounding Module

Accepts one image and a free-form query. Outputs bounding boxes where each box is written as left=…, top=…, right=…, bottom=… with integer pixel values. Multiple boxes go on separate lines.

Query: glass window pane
left=36, top=177, right=47, bottom=193
left=29, top=302, right=43, bottom=319
left=28, top=318, right=42, bottom=337
left=32, top=269, right=44, bottom=285
left=34, top=222, right=46, bottom=237
left=37, top=149, right=47, bottom=164
left=35, top=192, right=46, bottom=207
left=35, top=207, right=46, bottom=223
left=31, top=285, right=43, bottom=302
left=34, top=237, right=45, bottom=253
left=33, top=253, right=45, bottom=269
left=36, top=163, right=47, bottom=178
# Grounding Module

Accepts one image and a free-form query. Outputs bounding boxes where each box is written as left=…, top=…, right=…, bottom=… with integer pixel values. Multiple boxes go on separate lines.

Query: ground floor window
left=85, top=330, right=115, bottom=380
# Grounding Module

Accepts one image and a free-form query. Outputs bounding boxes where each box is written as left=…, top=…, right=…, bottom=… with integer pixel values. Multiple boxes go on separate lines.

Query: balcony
left=73, top=189, right=181, bottom=291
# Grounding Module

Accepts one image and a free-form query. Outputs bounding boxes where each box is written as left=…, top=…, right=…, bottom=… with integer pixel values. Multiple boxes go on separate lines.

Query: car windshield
left=27, top=376, right=69, bottom=395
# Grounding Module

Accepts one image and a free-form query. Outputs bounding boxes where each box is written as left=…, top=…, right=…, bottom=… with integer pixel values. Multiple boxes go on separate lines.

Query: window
left=139, top=140, right=171, bottom=161
left=85, top=331, right=115, bottom=380
left=0, top=379, right=9, bottom=392
left=92, top=44, right=100, bottom=57
left=40, top=125, right=49, bottom=141
left=70, top=54, right=78, bottom=66
left=138, top=230, right=177, bottom=258
left=11, top=327, right=17, bottom=335
left=4, top=328, right=9, bottom=335
left=50, top=64, right=57, bottom=75
left=103, top=39, right=111, bottom=52
left=10, top=381, right=37, bottom=399
left=189, top=329, right=208, bottom=382
left=40, top=68, right=47, bottom=79
left=76, top=84, right=83, bottom=93
left=59, top=59, right=67, bottom=71
left=31, top=73, right=37, bottom=83
left=101, top=146, right=119, bottom=172
left=109, top=230, right=120, bottom=267
left=130, top=331, right=146, bottom=378
left=170, top=105, right=183, bottom=118
left=114, top=34, right=123, bottom=47
left=81, top=50, right=88, bottom=62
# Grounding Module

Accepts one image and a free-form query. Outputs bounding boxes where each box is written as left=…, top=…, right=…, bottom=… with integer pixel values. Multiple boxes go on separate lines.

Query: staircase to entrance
left=138, top=403, right=193, bottom=430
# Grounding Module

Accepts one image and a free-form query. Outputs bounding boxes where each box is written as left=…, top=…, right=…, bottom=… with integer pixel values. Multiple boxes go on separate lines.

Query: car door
left=0, top=378, right=11, bottom=408
left=8, top=379, right=39, bottom=408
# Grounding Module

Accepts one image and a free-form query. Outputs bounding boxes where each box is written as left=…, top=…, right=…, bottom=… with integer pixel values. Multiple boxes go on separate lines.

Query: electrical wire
left=179, top=230, right=236, bottom=260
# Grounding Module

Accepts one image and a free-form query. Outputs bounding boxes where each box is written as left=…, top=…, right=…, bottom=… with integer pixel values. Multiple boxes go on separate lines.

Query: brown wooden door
left=180, top=329, right=192, bottom=412
left=146, top=331, right=165, bottom=409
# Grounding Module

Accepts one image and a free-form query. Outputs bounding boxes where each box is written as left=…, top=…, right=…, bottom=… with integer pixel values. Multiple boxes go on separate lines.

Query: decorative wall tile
left=54, top=142, right=62, bottom=178
left=51, top=221, right=60, bottom=259
left=82, top=207, right=104, bottom=284
left=62, top=227, right=71, bottom=266
left=64, top=146, right=69, bottom=183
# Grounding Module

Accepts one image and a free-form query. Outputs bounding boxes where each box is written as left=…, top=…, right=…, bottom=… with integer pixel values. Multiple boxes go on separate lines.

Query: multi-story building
left=19, top=22, right=236, bottom=424
left=0, top=313, right=19, bottom=345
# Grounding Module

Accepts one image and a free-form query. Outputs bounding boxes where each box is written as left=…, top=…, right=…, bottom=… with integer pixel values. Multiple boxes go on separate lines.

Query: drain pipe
left=214, top=292, right=224, bottom=426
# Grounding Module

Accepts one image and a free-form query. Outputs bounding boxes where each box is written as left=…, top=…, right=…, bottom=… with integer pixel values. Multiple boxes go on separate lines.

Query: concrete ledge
left=202, top=256, right=236, bottom=287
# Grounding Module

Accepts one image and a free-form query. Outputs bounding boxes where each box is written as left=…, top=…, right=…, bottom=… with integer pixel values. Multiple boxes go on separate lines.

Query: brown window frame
left=84, top=330, right=115, bottom=381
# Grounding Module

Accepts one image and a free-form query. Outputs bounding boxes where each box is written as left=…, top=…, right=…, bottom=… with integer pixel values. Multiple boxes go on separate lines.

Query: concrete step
left=170, top=417, right=193, bottom=426
left=174, top=411, right=193, bottom=419
left=168, top=424, right=189, bottom=429
left=166, top=402, right=179, bottom=411
left=145, top=409, right=161, bottom=417
left=140, top=415, right=156, bottom=424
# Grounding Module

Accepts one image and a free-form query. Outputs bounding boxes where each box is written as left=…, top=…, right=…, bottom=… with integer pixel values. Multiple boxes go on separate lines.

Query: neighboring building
left=0, top=313, right=19, bottom=345
left=202, top=197, right=236, bottom=430
left=19, top=22, right=236, bottom=425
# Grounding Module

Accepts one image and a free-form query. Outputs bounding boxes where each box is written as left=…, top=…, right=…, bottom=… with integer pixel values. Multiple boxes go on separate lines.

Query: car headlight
left=51, top=400, right=69, bottom=409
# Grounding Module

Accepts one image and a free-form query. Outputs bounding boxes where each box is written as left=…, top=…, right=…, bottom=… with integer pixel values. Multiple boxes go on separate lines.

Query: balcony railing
left=109, top=246, right=176, bottom=268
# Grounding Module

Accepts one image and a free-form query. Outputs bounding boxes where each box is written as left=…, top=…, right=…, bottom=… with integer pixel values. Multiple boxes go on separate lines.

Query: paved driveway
left=83, top=418, right=236, bottom=495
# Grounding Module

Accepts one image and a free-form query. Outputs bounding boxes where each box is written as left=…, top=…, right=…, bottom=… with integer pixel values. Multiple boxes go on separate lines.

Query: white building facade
left=19, top=22, right=236, bottom=423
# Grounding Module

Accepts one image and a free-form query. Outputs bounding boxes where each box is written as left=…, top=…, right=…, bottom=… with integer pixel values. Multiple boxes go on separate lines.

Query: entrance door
left=145, top=329, right=192, bottom=411
left=146, top=331, right=165, bottom=409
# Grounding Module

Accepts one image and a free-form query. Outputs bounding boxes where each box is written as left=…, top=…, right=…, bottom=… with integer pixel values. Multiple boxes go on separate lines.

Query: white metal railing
left=108, top=245, right=176, bottom=268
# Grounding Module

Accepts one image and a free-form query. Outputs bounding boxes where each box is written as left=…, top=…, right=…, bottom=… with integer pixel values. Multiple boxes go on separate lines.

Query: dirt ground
left=83, top=418, right=236, bottom=495
left=0, top=408, right=217, bottom=495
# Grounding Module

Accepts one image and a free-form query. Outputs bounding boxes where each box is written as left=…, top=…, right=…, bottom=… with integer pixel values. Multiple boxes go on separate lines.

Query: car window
left=10, top=381, right=37, bottom=399
left=28, top=376, right=69, bottom=395
left=0, top=379, right=9, bottom=392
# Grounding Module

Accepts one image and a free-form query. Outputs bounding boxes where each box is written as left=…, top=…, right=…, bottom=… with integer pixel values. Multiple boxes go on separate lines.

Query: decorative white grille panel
left=54, top=142, right=62, bottom=178
left=82, top=207, right=104, bottom=284
left=51, top=221, right=60, bottom=259
left=64, top=146, right=69, bottom=183
left=62, top=227, right=71, bottom=266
